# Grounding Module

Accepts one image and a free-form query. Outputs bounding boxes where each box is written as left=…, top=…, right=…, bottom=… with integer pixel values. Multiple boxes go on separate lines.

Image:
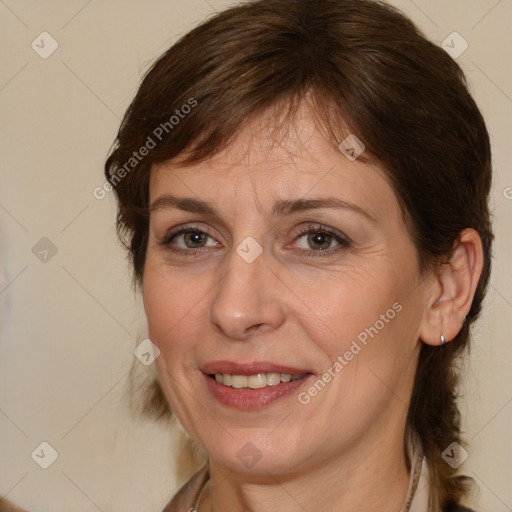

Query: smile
left=212, top=372, right=306, bottom=389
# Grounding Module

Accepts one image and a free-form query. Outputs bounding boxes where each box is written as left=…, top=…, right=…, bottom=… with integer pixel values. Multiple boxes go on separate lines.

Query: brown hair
left=105, top=0, right=493, bottom=508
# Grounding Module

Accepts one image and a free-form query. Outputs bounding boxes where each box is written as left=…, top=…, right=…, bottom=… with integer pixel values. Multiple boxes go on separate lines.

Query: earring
left=440, top=318, right=446, bottom=345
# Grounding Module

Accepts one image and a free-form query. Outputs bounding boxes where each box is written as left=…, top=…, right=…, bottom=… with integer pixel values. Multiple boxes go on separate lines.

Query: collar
left=163, top=435, right=432, bottom=511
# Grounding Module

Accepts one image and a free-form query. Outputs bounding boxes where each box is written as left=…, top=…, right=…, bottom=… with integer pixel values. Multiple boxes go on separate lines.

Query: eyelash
left=160, top=223, right=351, bottom=258
left=293, top=223, right=351, bottom=257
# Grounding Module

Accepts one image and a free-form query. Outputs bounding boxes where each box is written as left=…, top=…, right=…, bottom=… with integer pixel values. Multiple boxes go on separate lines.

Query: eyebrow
left=149, top=195, right=377, bottom=222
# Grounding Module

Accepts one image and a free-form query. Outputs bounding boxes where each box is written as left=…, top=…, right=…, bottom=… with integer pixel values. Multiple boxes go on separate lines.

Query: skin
left=142, top=102, right=483, bottom=512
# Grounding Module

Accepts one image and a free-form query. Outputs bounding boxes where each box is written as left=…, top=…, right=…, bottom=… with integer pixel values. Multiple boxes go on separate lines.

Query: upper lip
left=201, top=361, right=312, bottom=376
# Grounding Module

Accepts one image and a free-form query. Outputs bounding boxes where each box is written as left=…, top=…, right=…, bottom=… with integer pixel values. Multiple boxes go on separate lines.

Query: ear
left=419, top=228, right=484, bottom=347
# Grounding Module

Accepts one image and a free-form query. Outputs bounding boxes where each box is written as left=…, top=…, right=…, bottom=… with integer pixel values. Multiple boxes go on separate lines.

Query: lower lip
left=204, top=374, right=312, bottom=410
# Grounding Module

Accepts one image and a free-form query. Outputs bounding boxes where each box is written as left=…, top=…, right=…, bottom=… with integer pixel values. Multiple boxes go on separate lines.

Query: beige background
left=0, top=1, right=510, bottom=510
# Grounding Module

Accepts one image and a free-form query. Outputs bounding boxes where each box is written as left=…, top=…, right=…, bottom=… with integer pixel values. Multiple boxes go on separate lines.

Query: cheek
left=142, top=263, right=212, bottom=355
left=295, top=272, right=400, bottom=346
left=299, top=266, right=421, bottom=388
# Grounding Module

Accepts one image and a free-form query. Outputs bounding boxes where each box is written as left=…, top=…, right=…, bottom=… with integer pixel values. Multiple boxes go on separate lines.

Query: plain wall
left=0, top=1, right=511, bottom=510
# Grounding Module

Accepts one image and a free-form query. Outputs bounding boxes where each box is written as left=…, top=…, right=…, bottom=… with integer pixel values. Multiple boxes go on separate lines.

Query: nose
left=209, top=245, right=287, bottom=341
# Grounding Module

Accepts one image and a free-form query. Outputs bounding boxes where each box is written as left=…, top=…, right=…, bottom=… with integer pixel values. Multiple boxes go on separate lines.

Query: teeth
left=266, top=372, right=281, bottom=386
left=248, top=374, right=267, bottom=389
left=213, top=372, right=305, bottom=388
left=231, top=375, right=248, bottom=388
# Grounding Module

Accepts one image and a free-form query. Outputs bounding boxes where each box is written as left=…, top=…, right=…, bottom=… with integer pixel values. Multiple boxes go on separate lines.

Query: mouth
left=210, top=372, right=306, bottom=389
left=201, top=362, right=313, bottom=409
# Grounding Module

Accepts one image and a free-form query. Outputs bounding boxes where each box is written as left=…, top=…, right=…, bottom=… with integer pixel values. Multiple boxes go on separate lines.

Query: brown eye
left=292, top=224, right=351, bottom=257
left=183, top=231, right=208, bottom=248
left=162, top=227, right=218, bottom=253
left=307, top=231, right=334, bottom=250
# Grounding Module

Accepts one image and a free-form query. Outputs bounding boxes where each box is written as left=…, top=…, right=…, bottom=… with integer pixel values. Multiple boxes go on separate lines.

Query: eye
left=161, top=227, right=219, bottom=253
left=292, top=223, right=351, bottom=256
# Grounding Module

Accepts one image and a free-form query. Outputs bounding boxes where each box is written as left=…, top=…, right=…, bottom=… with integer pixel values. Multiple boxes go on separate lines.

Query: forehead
left=149, top=104, right=400, bottom=221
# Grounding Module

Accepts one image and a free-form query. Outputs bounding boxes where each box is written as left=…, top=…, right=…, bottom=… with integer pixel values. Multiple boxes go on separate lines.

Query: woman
left=104, top=0, right=492, bottom=510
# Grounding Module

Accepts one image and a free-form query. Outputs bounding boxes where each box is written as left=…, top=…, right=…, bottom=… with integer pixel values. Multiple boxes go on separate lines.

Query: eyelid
left=293, top=223, right=351, bottom=243
left=161, top=223, right=224, bottom=245
left=286, top=223, right=351, bottom=255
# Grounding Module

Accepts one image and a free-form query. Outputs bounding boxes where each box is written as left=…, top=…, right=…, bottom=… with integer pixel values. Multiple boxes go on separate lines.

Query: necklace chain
left=194, top=477, right=210, bottom=511
left=191, top=455, right=423, bottom=512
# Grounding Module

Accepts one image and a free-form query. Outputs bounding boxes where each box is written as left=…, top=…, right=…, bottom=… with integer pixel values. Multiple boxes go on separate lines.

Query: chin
left=204, top=428, right=309, bottom=476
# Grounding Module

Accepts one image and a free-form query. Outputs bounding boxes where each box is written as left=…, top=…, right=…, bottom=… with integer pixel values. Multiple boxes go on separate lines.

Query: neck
left=199, top=421, right=411, bottom=512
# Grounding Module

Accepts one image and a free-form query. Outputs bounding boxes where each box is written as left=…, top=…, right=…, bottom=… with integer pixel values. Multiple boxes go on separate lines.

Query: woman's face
left=143, top=105, right=431, bottom=476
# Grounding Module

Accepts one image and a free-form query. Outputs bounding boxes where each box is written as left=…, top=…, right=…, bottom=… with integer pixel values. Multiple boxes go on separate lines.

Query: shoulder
left=444, top=502, right=477, bottom=512
left=0, top=498, right=29, bottom=512
left=161, top=464, right=209, bottom=512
